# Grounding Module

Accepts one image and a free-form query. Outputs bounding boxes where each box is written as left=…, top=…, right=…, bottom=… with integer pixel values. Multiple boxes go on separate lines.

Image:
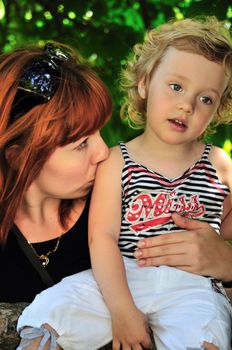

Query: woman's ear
left=138, top=78, right=146, bottom=99
left=5, top=145, right=21, bottom=169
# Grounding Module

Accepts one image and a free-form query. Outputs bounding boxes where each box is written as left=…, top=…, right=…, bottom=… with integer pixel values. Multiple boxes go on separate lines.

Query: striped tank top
left=119, top=142, right=230, bottom=258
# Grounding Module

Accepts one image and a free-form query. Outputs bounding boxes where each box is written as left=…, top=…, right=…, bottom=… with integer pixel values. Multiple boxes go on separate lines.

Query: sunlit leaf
left=58, top=4, right=64, bottom=13
left=223, top=139, right=232, bottom=156
left=35, top=4, right=43, bottom=12
left=226, top=5, right=232, bottom=18
left=173, top=7, right=184, bottom=20
left=24, top=10, right=33, bottom=21
left=0, top=0, right=5, bottom=20
left=83, top=10, right=93, bottom=20
left=68, top=11, right=76, bottom=19
left=36, top=20, right=44, bottom=28
left=44, top=11, right=53, bottom=20
left=63, top=18, right=72, bottom=26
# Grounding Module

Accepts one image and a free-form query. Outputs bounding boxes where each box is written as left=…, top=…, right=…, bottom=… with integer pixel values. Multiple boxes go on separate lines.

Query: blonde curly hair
left=120, top=16, right=232, bottom=137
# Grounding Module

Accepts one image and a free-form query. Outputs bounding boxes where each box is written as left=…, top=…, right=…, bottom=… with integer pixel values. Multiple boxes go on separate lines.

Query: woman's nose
left=93, top=136, right=109, bottom=164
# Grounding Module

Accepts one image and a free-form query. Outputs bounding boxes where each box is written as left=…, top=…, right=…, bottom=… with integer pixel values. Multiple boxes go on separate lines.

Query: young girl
left=18, top=17, right=232, bottom=350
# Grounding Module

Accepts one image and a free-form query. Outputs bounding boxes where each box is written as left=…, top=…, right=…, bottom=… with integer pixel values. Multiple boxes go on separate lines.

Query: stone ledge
left=0, top=302, right=29, bottom=349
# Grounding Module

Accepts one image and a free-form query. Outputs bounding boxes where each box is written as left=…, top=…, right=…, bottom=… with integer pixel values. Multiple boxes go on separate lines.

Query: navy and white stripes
left=118, top=142, right=230, bottom=258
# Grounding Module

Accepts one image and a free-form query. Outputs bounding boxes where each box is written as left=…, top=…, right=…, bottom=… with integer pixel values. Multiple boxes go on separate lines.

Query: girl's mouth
left=168, top=118, right=187, bottom=131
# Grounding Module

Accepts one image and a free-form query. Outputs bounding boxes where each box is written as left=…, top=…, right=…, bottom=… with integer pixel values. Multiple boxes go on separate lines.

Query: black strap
left=13, top=225, right=55, bottom=287
left=222, top=280, right=232, bottom=288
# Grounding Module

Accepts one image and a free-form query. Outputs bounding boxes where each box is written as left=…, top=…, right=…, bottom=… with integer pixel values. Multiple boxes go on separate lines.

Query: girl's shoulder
left=95, top=144, right=124, bottom=179
left=209, top=145, right=232, bottom=189
left=209, top=145, right=231, bottom=166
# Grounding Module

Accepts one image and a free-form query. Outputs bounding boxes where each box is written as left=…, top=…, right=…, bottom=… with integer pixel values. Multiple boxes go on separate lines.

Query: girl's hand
left=111, top=306, right=153, bottom=350
left=134, top=213, right=232, bottom=282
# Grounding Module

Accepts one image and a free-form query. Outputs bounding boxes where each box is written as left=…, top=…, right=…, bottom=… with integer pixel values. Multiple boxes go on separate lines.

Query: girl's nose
left=176, top=95, right=194, bottom=114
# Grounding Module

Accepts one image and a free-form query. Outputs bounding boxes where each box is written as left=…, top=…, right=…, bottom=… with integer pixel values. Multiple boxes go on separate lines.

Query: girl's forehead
left=156, top=47, right=221, bottom=73
left=150, top=47, right=228, bottom=94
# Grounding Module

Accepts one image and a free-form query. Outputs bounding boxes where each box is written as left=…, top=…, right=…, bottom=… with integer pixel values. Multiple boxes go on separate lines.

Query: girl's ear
left=138, top=78, right=146, bottom=99
left=5, top=145, right=21, bottom=169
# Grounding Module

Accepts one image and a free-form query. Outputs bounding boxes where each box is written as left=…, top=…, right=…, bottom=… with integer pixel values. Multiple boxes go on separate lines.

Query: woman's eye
left=169, top=83, right=182, bottom=92
left=76, top=139, right=88, bottom=150
left=200, top=96, right=212, bottom=105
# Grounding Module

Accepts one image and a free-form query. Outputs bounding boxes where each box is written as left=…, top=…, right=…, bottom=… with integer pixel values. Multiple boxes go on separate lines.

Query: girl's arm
left=211, top=146, right=232, bottom=240
left=221, top=206, right=232, bottom=240
left=88, top=146, right=152, bottom=350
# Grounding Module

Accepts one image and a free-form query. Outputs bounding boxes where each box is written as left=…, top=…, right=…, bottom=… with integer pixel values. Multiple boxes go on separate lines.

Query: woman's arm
left=89, top=147, right=152, bottom=350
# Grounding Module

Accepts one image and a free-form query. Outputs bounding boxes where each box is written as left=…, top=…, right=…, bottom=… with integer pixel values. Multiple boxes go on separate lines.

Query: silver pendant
left=40, top=255, right=49, bottom=267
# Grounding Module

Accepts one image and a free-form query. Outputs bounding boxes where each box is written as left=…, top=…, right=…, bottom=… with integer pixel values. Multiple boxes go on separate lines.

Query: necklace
left=27, top=233, right=63, bottom=267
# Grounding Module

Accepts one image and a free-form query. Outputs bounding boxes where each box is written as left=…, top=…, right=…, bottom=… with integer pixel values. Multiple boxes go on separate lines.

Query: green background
left=0, top=0, right=231, bottom=154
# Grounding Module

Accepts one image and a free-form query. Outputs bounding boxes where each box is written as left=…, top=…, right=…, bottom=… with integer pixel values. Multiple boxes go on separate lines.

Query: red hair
left=0, top=42, right=112, bottom=243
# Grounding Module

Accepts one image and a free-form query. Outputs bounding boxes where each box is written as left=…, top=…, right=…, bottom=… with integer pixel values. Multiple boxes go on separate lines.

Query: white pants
left=17, top=257, right=232, bottom=350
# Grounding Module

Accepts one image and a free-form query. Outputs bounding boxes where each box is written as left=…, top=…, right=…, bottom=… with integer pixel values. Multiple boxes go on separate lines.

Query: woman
left=0, top=41, right=112, bottom=303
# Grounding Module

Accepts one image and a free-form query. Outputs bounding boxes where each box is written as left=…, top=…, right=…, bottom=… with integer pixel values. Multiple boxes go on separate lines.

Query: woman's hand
left=134, top=213, right=232, bottom=281
left=111, top=306, right=153, bottom=350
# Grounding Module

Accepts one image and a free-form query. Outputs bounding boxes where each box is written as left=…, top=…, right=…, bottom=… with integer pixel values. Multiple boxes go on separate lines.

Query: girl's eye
left=200, top=96, right=212, bottom=105
left=76, top=139, right=88, bottom=150
left=169, top=83, right=182, bottom=92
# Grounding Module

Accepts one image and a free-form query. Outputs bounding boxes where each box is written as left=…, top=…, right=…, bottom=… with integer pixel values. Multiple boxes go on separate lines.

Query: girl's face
left=140, top=47, right=228, bottom=146
left=32, top=131, right=109, bottom=200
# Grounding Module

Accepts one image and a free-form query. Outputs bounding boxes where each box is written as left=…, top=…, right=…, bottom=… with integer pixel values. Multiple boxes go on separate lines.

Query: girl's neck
left=127, top=134, right=204, bottom=180
left=141, top=132, right=200, bottom=157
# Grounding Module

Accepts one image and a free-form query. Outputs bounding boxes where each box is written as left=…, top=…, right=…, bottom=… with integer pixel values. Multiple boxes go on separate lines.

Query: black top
left=0, top=199, right=91, bottom=302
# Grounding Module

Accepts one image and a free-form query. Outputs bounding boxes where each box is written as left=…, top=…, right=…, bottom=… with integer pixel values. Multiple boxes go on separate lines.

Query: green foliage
left=0, top=0, right=231, bottom=148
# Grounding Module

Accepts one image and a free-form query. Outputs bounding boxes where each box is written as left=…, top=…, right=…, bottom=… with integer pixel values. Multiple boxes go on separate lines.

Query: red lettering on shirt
left=125, top=191, right=205, bottom=234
